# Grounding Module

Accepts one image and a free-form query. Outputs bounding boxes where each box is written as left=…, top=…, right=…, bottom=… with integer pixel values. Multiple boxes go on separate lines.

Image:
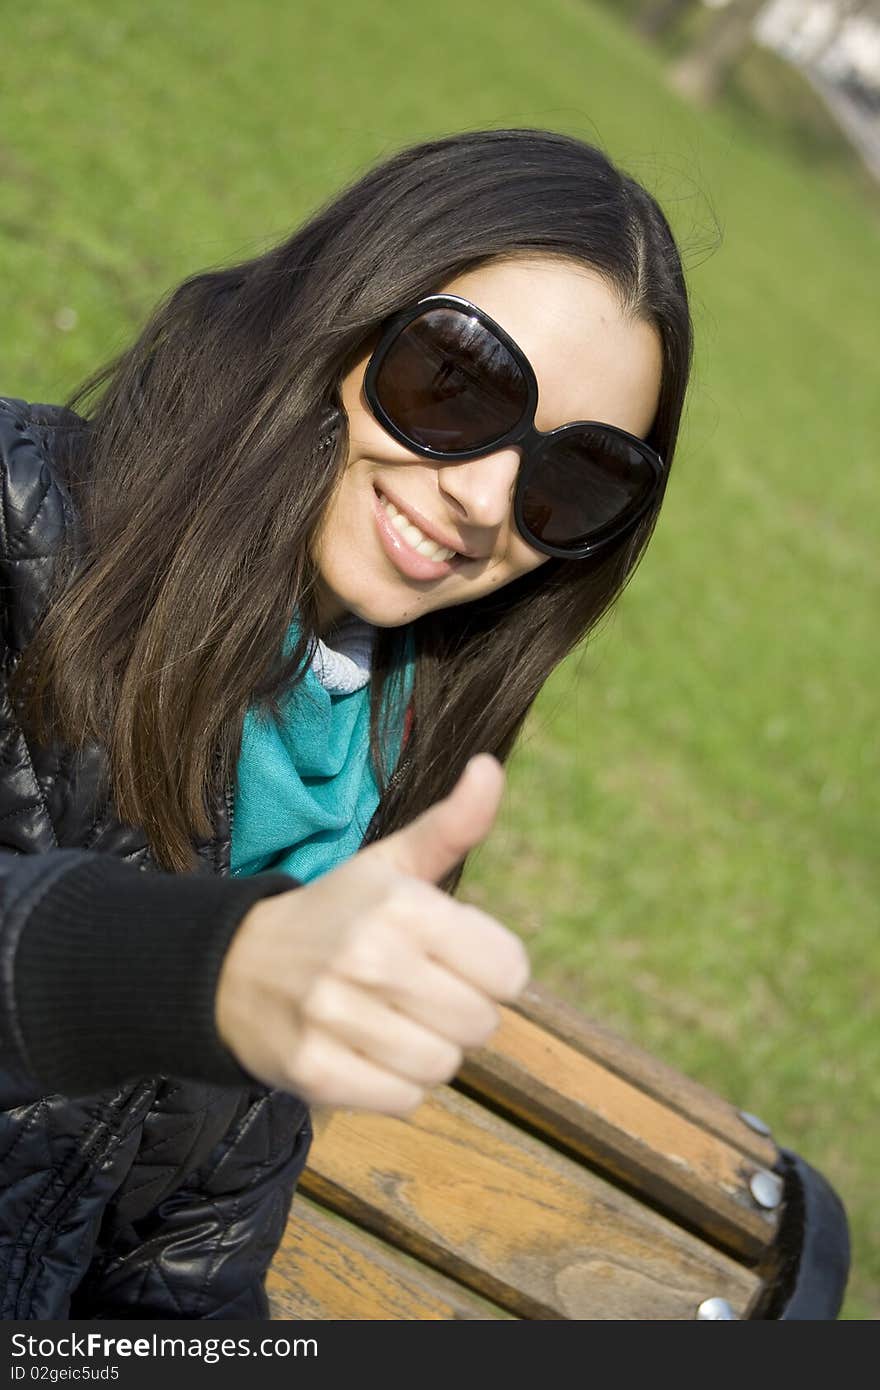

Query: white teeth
left=378, top=491, right=457, bottom=561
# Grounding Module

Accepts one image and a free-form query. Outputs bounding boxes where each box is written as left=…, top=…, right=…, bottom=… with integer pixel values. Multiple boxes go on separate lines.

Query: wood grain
left=510, top=982, right=779, bottom=1169
left=297, top=1086, right=763, bottom=1320
left=456, top=1006, right=779, bottom=1260
left=268, top=1196, right=513, bottom=1320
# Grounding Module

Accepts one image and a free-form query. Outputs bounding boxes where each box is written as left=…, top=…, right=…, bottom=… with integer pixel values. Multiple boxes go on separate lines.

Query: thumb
left=366, top=753, right=505, bottom=884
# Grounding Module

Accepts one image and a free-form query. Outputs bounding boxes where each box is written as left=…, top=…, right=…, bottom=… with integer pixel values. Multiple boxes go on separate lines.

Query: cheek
left=311, top=463, right=360, bottom=565
left=508, top=534, right=551, bottom=577
left=331, top=473, right=369, bottom=555
left=339, top=403, right=400, bottom=485
left=479, top=544, right=549, bottom=594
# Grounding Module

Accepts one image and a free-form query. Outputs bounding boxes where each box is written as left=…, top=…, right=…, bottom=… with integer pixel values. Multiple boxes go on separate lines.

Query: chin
left=325, top=588, right=409, bottom=630
left=354, top=603, right=420, bottom=629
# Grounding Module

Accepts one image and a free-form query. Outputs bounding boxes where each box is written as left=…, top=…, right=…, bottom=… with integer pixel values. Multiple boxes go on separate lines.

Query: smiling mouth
left=375, top=487, right=464, bottom=562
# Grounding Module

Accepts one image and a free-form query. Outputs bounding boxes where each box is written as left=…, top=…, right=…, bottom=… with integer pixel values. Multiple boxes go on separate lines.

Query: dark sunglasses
left=363, top=293, right=665, bottom=559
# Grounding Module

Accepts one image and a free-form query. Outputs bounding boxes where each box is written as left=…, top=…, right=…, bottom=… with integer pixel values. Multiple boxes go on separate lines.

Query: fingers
left=407, top=893, right=531, bottom=1002
left=335, top=877, right=530, bottom=1004
left=367, top=753, right=505, bottom=884
left=301, top=975, right=463, bottom=1086
left=291, top=1025, right=425, bottom=1116
left=332, top=914, right=505, bottom=1047
left=374, top=954, right=502, bottom=1048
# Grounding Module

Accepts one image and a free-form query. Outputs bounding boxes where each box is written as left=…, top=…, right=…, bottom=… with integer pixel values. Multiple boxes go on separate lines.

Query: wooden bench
left=266, top=981, right=849, bottom=1320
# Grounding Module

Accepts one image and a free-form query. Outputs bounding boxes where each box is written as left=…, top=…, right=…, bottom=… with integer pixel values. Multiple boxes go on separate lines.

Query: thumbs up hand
left=215, top=754, right=530, bottom=1114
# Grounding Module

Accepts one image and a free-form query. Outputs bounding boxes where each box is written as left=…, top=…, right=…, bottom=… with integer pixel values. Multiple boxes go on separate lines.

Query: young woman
left=0, top=127, right=692, bottom=1319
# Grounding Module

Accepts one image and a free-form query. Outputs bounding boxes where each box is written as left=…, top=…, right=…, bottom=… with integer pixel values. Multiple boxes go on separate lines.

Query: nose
left=435, top=447, right=521, bottom=532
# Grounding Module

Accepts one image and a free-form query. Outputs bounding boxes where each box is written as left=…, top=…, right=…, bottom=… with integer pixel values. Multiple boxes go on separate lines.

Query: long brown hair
left=10, top=127, right=694, bottom=890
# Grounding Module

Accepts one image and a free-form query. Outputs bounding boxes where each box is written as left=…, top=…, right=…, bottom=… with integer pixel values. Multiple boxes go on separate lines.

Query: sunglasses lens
left=373, top=308, right=529, bottom=452
left=522, top=430, right=658, bottom=551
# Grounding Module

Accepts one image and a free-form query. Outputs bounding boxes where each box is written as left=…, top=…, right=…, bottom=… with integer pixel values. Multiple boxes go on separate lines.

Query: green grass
left=2, top=0, right=877, bottom=1320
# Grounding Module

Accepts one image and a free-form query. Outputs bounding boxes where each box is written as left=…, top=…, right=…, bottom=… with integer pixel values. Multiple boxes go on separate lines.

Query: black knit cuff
left=13, top=855, right=298, bottom=1096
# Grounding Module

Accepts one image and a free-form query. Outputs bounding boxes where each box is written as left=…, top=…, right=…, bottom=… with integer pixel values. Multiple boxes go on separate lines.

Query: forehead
left=435, top=255, right=663, bottom=440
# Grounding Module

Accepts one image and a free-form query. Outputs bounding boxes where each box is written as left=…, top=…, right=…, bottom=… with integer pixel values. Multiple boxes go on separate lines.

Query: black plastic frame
left=363, top=293, right=666, bottom=560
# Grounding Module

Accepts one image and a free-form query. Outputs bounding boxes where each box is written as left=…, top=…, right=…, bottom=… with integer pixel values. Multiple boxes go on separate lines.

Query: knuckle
left=302, top=976, right=344, bottom=1028
left=385, top=883, right=428, bottom=928
left=292, top=1031, right=332, bottom=1098
left=459, top=902, right=502, bottom=934
left=461, top=909, right=530, bottom=998
left=464, top=1000, right=501, bottom=1048
left=336, top=927, right=392, bottom=987
left=428, top=1041, right=463, bottom=1084
left=384, top=1085, right=425, bottom=1119
left=495, top=954, right=530, bottom=1000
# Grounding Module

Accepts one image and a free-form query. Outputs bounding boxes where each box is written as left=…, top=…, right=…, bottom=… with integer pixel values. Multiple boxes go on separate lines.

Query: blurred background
left=2, top=0, right=877, bottom=1319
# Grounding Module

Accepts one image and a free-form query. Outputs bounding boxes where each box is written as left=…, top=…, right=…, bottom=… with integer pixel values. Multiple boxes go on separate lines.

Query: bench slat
left=512, top=983, right=779, bottom=1168
left=456, top=1007, right=778, bottom=1261
left=267, top=1197, right=513, bottom=1320
left=299, top=1085, right=763, bottom=1320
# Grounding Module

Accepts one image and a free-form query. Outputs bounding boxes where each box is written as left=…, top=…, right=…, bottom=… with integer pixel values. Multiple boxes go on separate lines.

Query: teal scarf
left=230, top=619, right=415, bottom=884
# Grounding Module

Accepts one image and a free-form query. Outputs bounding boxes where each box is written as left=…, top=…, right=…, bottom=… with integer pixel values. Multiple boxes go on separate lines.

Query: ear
left=317, top=398, right=345, bottom=447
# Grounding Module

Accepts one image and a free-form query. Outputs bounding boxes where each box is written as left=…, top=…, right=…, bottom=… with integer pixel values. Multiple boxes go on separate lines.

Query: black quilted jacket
left=0, top=396, right=321, bottom=1320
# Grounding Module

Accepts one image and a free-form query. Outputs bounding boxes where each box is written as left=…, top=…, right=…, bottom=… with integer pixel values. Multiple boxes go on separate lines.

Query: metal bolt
left=696, top=1297, right=739, bottom=1320
left=738, top=1109, right=772, bottom=1137
left=749, top=1168, right=784, bottom=1210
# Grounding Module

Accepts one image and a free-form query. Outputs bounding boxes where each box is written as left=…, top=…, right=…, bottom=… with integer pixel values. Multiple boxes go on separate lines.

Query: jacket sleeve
left=0, top=846, right=298, bottom=1100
